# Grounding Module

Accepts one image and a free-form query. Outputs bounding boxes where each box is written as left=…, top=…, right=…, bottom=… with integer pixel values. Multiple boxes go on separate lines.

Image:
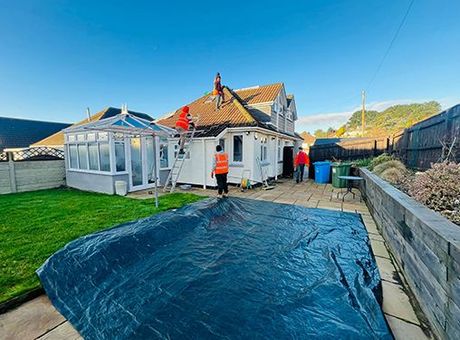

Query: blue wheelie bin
left=314, top=161, right=331, bottom=184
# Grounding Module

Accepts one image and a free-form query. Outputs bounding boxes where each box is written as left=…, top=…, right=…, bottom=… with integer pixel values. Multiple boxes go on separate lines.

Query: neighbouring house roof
left=300, top=131, right=316, bottom=145
left=157, top=83, right=300, bottom=139
left=32, top=107, right=154, bottom=147
left=0, top=117, right=70, bottom=151
left=64, top=112, right=174, bottom=137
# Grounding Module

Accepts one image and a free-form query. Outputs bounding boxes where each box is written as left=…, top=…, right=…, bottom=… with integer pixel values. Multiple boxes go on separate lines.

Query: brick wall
left=359, top=168, right=460, bottom=339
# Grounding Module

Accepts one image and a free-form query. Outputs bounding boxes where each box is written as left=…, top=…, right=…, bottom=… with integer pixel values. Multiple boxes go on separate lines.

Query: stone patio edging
left=359, top=168, right=460, bottom=340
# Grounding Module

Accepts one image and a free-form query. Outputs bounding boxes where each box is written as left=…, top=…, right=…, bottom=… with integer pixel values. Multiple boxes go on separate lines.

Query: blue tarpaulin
left=37, top=197, right=392, bottom=339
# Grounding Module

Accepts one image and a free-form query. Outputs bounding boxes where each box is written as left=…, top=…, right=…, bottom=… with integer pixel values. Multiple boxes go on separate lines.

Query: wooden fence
left=309, top=104, right=460, bottom=169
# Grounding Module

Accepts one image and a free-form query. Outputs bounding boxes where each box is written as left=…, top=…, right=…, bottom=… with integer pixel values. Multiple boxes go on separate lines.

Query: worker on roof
left=211, top=144, right=229, bottom=198
left=294, top=147, right=310, bottom=183
left=213, top=72, right=225, bottom=110
left=175, top=106, right=194, bottom=154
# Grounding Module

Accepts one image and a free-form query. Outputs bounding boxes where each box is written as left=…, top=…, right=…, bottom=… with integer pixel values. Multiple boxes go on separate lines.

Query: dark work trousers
left=215, top=173, right=229, bottom=195
left=296, top=164, right=305, bottom=183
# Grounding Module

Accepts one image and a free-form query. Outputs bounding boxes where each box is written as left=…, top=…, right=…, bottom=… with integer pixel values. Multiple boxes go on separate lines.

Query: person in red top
left=294, top=147, right=310, bottom=183
left=213, top=72, right=225, bottom=110
left=211, top=144, right=229, bottom=198
left=175, top=106, right=194, bottom=154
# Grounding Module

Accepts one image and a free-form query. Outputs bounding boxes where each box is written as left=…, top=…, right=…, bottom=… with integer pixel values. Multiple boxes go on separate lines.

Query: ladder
left=163, top=127, right=197, bottom=193
left=256, top=157, right=275, bottom=190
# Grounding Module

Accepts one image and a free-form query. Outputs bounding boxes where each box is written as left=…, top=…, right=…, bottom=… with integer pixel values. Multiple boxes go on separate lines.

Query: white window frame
left=232, top=134, right=244, bottom=163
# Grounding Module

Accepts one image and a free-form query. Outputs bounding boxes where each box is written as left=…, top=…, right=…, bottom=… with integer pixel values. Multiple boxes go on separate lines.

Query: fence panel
left=309, top=104, right=460, bottom=169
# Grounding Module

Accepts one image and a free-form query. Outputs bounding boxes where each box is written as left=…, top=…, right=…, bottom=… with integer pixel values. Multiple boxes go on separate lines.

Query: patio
left=0, top=179, right=431, bottom=339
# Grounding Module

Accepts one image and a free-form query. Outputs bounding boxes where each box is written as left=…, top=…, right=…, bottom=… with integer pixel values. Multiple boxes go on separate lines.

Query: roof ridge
left=234, top=82, right=283, bottom=92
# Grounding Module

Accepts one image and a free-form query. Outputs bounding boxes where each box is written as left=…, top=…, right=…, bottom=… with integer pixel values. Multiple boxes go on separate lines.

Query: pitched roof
left=0, top=117, right=70, bottom=151
left=157, top=83, right=293, bottom=138
left=33, top=107, right=153, bottom=147
left=233, top=83, right=283, bottom=105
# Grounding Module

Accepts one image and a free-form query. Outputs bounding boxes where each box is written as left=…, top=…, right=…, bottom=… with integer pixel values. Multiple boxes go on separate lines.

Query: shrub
left=407, top=162, right=460, bottom=225
left=352, top=157, right=373, bottom=168
left=379, top=167, right=406, bottom=184
left=369, top=153, right=394, bottom=170
left=373, top=160, right=406, bottom=176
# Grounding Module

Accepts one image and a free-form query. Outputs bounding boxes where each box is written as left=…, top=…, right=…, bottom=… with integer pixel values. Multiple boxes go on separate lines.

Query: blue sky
left=1, top=0, right=460, bottom=133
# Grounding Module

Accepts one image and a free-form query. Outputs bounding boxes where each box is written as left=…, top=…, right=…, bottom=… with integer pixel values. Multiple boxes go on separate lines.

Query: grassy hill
left=344, top=101, right=441, bottom=137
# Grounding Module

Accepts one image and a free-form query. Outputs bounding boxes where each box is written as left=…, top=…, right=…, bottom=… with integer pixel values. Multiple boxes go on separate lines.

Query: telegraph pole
left=361, top=90, right=366, bottom=136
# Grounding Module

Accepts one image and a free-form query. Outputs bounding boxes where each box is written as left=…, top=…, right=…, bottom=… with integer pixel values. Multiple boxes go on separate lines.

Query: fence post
left=7, top=152, right=17, bottom=193
left=373, top=140, right=378, bottom=156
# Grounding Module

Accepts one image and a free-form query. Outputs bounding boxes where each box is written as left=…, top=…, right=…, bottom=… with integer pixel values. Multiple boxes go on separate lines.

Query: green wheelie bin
left=331, top=162, right=352, bottom=188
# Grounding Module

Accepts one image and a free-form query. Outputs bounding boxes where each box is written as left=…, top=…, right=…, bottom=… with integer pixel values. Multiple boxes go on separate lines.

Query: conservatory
left=63, top=110, right=174, bottom=201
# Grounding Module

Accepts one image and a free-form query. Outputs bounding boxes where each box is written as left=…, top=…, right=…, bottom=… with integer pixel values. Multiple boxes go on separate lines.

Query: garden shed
left=63, top=107, right=174, bottom=197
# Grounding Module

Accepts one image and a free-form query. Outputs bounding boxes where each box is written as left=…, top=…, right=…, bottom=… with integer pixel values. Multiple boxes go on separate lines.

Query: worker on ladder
left=211, top=144, right=229, bottom=198
left=213, top=72, right=225, bottom=110
left=175, top=106, right=195, bottom=154
left=294, top=147, right=310, bottom=183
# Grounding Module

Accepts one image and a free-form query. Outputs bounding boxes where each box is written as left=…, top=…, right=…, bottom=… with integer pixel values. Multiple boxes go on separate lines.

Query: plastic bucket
left=314, top=161, right=331, bottom=184
left=331, top=163, right=352, bottom=188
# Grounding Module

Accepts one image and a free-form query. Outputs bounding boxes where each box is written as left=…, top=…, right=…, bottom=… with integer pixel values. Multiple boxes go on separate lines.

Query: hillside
left=344, top=101, right=441, bottom=137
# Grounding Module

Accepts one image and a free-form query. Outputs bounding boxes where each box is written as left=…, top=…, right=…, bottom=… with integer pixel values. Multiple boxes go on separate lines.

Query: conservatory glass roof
left=64, top=113, right=175, bottom=137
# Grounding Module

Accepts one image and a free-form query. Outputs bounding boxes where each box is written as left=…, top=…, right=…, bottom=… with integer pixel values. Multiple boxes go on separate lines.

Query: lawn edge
left=0, top=287, right=44, bottom=315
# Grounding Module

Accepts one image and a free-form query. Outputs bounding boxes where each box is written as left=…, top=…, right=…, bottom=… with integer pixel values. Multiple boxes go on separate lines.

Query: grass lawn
left=0, top=188, right=204, bottom=304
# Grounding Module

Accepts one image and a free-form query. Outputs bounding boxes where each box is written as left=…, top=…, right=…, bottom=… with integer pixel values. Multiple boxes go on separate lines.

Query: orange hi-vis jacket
left=214, top=152, right=229, bottom=174
left=175, top=111, right=190, bottom=130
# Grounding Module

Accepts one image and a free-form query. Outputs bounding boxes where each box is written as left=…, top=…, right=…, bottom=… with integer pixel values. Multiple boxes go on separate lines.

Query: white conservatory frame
left=63, top=110, right=174, bottom=207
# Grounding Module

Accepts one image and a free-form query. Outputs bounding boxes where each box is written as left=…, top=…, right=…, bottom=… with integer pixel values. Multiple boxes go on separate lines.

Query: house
left=157, top=83, right=303, bottom=188
left=0, top=117, right=70, bottom=152
left=60, top=107, right=173, bottom=195
left=300, top=131, right=316, bottom=151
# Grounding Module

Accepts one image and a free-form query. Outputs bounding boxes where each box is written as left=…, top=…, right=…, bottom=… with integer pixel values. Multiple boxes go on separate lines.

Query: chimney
left=121, top=103, right=128, bottom=115
left=86, top=107, right=91, bottom=122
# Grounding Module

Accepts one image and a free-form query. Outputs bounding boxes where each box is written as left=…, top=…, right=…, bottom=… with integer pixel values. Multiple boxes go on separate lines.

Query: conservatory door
left=130, top=138, right=144, bottom=188
left=144, top=136, right=156, bottom=185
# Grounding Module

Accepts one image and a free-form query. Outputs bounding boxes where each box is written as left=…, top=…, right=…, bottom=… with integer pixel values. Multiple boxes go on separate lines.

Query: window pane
left=145, top=138, right=155, bottom=182
left=115, top=142, right=126, bottom=172
left=77, top=144, right=88, bottom=169
left=99, top=143, right=110, bottom=171
left=68, top=134, right=76, bottom=142
left=87, top=133, right=96, bottom=142
left=219, top=139, right=225, bottom=151
left=69, top=144, right=78, bottom=169
left=98, top=132, right=108, bottom=141
left=160, top=139, right=169, bottom=168
left=88, top=143, right=99, bottom=170
left=233, top=136, right=243, bottom=162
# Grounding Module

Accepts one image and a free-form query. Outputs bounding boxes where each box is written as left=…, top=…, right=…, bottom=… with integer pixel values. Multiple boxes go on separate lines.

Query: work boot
left=179, top=149, right=185, bottom=155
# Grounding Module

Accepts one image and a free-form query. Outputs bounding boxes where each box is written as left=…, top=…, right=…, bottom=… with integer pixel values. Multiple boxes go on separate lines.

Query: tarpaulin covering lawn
left=37, top=197, right=392, bottom=339
left=0, top=188, right=203, bottom=303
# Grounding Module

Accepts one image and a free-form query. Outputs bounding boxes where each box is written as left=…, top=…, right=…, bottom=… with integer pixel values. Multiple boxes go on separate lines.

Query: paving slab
left=37, top=322, right=82, bottom=340
left=382, top=281, right=421, bottom=325
left=370, top=239, right=391, bottom=259
left=385, top=315, right=431, bottom=340
left=0, top=295, right=65, bottom=340
left=376, top=256, right=400, bottom=284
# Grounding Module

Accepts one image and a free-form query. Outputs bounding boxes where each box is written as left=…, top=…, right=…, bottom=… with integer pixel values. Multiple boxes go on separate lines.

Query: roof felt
left=0, top=117, right=70, bottom=151
left=157, top=83, right=299, bottom=138
left=33, top=107, right=153, bottom=146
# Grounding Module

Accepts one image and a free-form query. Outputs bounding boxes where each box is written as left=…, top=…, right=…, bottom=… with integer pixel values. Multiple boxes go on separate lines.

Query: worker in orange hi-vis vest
left=294, top=147, right=310, bottom=183
left=175, top=106, right=194, bottom=154
left=211, top=144, right=229, bottom=198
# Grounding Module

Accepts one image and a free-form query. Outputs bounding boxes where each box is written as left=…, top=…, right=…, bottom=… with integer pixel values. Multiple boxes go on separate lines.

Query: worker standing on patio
left=175, top=106, right=194, bottom=154
left=294, top=147, right=310, bottom=183
left=211, top=145, right=229, bottom=198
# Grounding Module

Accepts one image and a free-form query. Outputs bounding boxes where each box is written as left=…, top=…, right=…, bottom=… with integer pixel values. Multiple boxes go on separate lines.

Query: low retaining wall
left=0, top=160, right=65, bottom=194
left=359, top=168, right=460, bottom=339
